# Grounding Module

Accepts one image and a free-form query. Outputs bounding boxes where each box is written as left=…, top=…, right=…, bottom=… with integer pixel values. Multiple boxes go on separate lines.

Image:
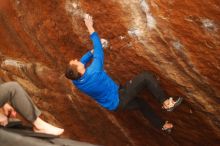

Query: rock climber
left=65, top=14, right=183, bottom=132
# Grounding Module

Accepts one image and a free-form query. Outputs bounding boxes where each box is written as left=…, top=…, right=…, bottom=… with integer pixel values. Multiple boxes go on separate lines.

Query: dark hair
left=65, top=65, right=81, bottom=80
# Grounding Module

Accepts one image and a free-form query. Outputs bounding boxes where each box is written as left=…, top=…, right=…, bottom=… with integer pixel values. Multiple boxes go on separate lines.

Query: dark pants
left=0, top=82, right=41, bottom=122
left=118, top=72, right=167, bottom=129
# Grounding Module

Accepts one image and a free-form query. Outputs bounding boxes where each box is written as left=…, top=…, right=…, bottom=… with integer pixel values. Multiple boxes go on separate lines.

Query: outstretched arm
left=84, top=14, right=104, bottom=71
left=79, top=14, right=95, bottom=65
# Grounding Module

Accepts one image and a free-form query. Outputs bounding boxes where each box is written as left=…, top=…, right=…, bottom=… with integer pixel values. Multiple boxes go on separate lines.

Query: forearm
left=87, top=25, right=95, bottom=35
left=90, top=32, right=104, bottom=66
left=90, top=32, right=103, bottom=55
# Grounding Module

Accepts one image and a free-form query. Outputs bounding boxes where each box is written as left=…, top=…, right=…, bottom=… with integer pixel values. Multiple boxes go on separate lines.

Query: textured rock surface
left=0, top=0, right=219, bottom=145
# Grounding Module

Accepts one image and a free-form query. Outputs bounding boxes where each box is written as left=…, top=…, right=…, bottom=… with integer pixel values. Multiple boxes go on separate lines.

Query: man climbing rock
left=0, top=81, right=64, bottom=136
left=65, top=14, right=183, bottom=132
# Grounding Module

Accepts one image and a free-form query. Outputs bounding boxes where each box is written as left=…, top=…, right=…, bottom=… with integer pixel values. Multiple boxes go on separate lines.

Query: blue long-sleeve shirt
left=73, top=32, right=119, bottom=110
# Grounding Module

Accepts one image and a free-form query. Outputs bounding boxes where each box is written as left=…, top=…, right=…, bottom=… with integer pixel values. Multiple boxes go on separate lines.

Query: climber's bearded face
left=69, top=59, right=84, bottom=73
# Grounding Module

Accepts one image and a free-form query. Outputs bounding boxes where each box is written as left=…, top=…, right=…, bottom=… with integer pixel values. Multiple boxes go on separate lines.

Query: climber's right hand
left=84, top=13, right=95, bottom=34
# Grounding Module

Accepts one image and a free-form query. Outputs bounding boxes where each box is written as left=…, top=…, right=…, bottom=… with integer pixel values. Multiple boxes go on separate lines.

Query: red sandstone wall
left=0, top=0, right=219, bottom=145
